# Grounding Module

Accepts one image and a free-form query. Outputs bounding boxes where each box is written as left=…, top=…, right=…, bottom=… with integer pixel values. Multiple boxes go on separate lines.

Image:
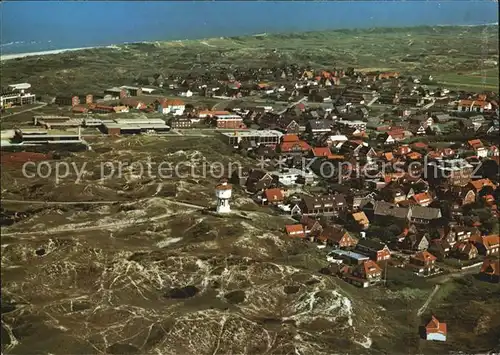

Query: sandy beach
left=0, top=45, right=119, bottom=61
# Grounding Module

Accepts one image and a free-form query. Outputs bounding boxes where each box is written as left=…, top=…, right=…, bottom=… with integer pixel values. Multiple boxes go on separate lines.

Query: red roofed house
left=282, top=134, right=300, bottom=142
left=471, top=235, right=500, bottom=256
left=458, top=99, right=492, bottom=113
left=453, top=242, right=478, bottom=260
left=406, top=151, right=423, bottom=161
left=394, top=144, right=411, bottom=156
left=382, top=129, right=405, bottom=145
left=411, top=192, right=433, bottom=207
left=197, top=110, right=231, bottom=118
left=215, top=114, right=246, bottom=129
left=317, top=226, right=358, bottom=248
left=262, top=188, right=285, bottom=205
left=351, top=211, right=370, bottom=230
left=279, top=140, right=311, bottom=156
left=488, top=145, right=499, bottom=157
left=425, top=316, right=447, bottom=342
left=345, top=260, right=383, bottom=288
left=468, top=139, right=488, bottom=158
left=479, top=258, right=500, bottom=282
left=409, top=250, right=437, bottom=275
left=411, top=142, right=429, bottom=151
left=468, top=178, right=496, bottom=195
left=311, top=147, right=333, bottom=158
left=285, top=224, right=306, bottom=239
left=300, top=216, right=323, bottom=238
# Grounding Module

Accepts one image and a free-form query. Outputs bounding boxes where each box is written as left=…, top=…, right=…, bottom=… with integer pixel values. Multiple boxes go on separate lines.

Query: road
left=0, top=102, right=47, bottom=119
left=277, top=96, right=307, bottom=115
left=416, top=264, right=482, bottom=317
left=417, top=284, right=440, bottom=316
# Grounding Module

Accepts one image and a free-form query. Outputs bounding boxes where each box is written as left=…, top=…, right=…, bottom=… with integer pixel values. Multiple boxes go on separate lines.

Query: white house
left=270, top=168, right=317, bottom=186
left=158, top=99, right=185, bottom=116
left=323, top=134, right=348, bottom=149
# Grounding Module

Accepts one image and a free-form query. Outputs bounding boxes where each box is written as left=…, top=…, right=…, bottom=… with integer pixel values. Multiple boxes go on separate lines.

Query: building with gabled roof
left=355, top=239, right=391, bottom=262
left=470, top=234, right=500, bottom=256
left=317, top=226, right=358, bottom=248
left=425, top=316, right=447, bottom=342
left=453, top=242, right=478, bottom=260
left=351, top=211, right=370, bottom=230
left=344, top=260, right=383, bottom=288
left=263, top=188, right=285, bottom=205
left=285, top=224, right=306, bottom=239
left=411, top=192, right=433, bottom=207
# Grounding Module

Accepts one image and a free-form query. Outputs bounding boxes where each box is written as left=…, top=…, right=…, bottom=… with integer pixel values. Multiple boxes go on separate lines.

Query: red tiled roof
left=312, top=147, right=332, bottom=157
left=395, top=145, right=411, bottom=155
left=161, top=99, right=185, bottom=107
left=363, top=260, right=382, bottom=276
left=459, top=100, right=490, bottom=108
left=282, top=134, right=299, bottom=142
left=454, top=242, right=478, bottom=255
left=482, top=235, right=500, bottom=249
left=385, top=128, right=405, bottom=140
left=470, top=178, right=496, bottom=192
left=264, top=188, right=284, bottom=202
left=280, top=141, right=311, bottom=152
left=215, top=182, right=232, bottom=191
left=425, top=316, right=447, bottom=335
left=384, top=152, right=394, bottom=161
left=412, top=192, right=433, bottom=205
left=285, top=224, right=305, bottom=238
left=406, top=152, right=422, bottom=160
left=413, top=250, right=437, bottom=262
left=352, top=211, right=369, bottom=226
left=412, top=142, right=429, bottom=150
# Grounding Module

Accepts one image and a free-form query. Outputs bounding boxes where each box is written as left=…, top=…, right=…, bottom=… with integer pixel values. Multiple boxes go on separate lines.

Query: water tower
left=215, top=180, right=232, bottom=213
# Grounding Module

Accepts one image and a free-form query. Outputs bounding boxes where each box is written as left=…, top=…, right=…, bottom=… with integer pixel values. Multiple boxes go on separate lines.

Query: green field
left=434, top=68, right=499, bottom=90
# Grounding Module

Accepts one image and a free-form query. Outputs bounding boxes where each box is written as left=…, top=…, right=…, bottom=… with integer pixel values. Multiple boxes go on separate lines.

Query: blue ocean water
left=1, top=1, right=498, bottom=54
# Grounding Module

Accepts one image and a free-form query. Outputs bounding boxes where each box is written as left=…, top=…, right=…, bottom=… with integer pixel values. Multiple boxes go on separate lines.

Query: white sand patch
left=355, top=335, right=373, bottom=349
left=156, top=237, right=182, bottom=248
left=283, top=285, right=355, bottom=327
left=200, top=41, right=215, bottom=47
left=1, top=45, right=119, bottom=61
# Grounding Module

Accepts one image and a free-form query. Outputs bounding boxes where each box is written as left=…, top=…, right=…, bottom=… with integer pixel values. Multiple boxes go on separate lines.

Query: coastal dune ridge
left=2, top=22, right=497, bottom=62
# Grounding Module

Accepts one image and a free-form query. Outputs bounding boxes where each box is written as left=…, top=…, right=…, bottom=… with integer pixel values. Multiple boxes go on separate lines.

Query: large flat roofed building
left=13, top=128, right=84, bottom=145
left=103, top=118, right=170, bottom=135
left=215, top=114, right=246, bottom=129
left=220, top=129, right=283, bottom=147
left=1, top=84, right=36, bottom=108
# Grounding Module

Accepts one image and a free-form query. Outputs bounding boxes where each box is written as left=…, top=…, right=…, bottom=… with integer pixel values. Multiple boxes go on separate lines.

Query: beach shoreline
left=0, top=45, right=119, bottom=61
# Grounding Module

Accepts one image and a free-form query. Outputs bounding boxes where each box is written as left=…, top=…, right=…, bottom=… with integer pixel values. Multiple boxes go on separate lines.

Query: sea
left=1, top=1, right=499, bottom=55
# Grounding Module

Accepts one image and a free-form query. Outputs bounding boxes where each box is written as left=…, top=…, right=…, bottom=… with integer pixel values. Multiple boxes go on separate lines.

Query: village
left=1, top=64, right=499, bottom=344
